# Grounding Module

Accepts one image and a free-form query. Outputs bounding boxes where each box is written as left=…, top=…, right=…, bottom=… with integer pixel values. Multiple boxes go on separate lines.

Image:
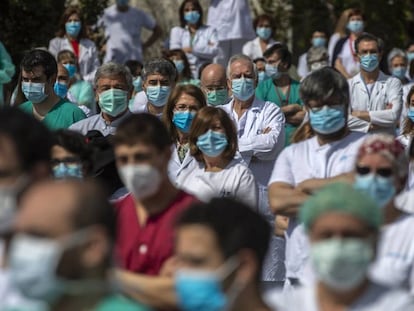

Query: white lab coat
left=48, top=37, right=100, bottom=83
left=241, top=37, right=278, bottom=60
left=169, top=25, right=219, bottom=78
left=348, top=71, right=403, bottom=134
left=168, top=144, right=197, bottom=185
left=221, top=98, right=285, bottom=187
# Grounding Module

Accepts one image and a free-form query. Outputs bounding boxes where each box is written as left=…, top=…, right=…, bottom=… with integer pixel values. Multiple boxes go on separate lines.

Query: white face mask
left=8, top=229, right=92, bottom=302
left=118, top=164, right=162, bottom=200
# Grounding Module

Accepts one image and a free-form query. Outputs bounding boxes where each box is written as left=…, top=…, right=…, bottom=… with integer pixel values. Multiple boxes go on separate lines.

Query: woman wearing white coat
left=49, top=6, right=100, bottom=83
left=163, top=84, right=206, bottom=183
left=169, top=0, right=219, bottom=79
left=176, top=106, right=257, bottom=208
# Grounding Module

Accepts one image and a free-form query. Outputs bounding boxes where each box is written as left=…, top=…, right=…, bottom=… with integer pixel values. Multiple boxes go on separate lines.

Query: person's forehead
left=311, top=212, right=369, bottom=234
left=114, top=143, right=157, bottom=155
left=230, top=60, right=253, bottom=73
left=16, top=182, right=77, bottom=237
left=313, top=31, right=326, bottom=37
left=201, top=69, right=226, bottom=86
left=176, top=93, right=198, bottom=104
left=357, top=152, right=393, bottom=167
left=21, top=66, right=46, bottom=78
left=97, top=75, right=127, bottom=85
left=358, top=40, right=378, bottom=50
left=391, top=56, right=406, bottom=64
left=146, top=73, right=169, bottom=80
left=176, top=224, right=222, bottom=258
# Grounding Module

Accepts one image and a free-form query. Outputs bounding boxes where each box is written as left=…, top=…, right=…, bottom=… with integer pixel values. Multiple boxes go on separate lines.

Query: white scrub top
left=348, top=71, right=403, bottom=134
left=206, top=0, right=255, bottom=41
left=98, top=5, right=156, bottom=64
left=221, top=98, right=285, bottom=187
left=48, top=37, right=100, bottom=83
left=241, top=37, right=278, bottom=60
left=369, top=213, right=414, bottom=294
left=336, top=37, right=360, bottom=77
left=265, top=282, right=414, bottom=311
left=169, top=25, right=219, bottom=78
left=69, top=110, right=132, bottom=136
left=268, top=131, right=366, bottom=283
left=176, top=156, right=257, bottom=208
left=297, top=52, right=308, bottom=78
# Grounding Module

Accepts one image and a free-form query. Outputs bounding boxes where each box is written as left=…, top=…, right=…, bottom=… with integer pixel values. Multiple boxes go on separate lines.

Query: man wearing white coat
left=348, top=33, right=403, bottom=135
left=221, top=54, right=286, bottom=285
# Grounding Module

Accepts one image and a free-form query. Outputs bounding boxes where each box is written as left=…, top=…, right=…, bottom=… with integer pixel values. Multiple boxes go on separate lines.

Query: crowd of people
left=0, top=0, right=414, bottom=310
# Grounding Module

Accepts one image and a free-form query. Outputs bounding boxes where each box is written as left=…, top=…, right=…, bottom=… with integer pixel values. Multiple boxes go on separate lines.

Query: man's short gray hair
left=387, top=48, right=407, bottom=72
left=94, top=62, right=133, bottom=91
left=300, top=67, right=349, bottom=106
left=226, top=54, right=258, bottom=79
left=142, top=58, right=177, bottom=83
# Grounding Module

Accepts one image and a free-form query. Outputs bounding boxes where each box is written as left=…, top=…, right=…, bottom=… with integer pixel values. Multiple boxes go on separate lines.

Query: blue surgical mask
left=258, top=71, right=268, bottom=83
left=173, top=111, right=195, bottom=133
left=207, top=89, right=228, bottom=106
left=256, top=27, right=272, bottom=40
left=175, top=258, right=239, bottom=311
left=407, top=108, right=414, bottom=122
left=65, top=21, right=81, bottom=38
left=309, top=105, right=346, bottom=135
left=21, top=82, right=48, bottom=104
left=184, top=11, right=201, bottom=24
left=174, top=60, right=185, bottom=74
left=146, top=85, right=171, bottom=107
left=354, top=174, right=395, bottom=208
left=54, top=81, right=68, bottom=99
left=360, top=54, right=379, bottom=72
left=407, top=52, right=414, bottom=62
left=311, top=238, right=373, bottom=291
left=231, top=77, right=255, bottom=101
left=98, top=88, right=128, bottom=117
left=392, top=66, right=407, bottom=80
left=265, top=63, right=281, bottom=80
left=196, top=130, right=228, bottom=157
left=63, top=64, right=77, bottom=78
left=347, top=20, right=364, bottom=33
left=312, top=37, right=326, bottom=48
left=53, top=163, right=83, bottom=179
left=133, top=76, right=143, bottom=92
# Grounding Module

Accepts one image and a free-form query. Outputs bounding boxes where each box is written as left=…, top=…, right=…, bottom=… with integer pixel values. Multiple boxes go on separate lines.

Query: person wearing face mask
left=170, top=0, right=219, bottom=79
left=297, top=30, right=328, bottom=79
left=221, top=54, right=285, bottom=286
left=98, top=0, right=161, bottom=64
left=266, top=182, right=414, bottom=311
left=176, top=107, right=257, bottom=207
left=242, top=14, right=278, bottom=60
left=253, top=58, right=269, bottom=84
left=53, top=64, right=71, bottom=101
left=125, top=60, right=143, bottom=98
left=199, top=63, right=229, bottom=106
left=162, top=84, right=206, bottom=183
left=166, top=49, right=200, bottom=87
left=57, top=50, right=95, bottom=117
left=387, top=48, right=410, bottom=85
left=50, top=129, right=92, bottom=179
left=305, top=47, right=330, bottom=76
left=113, top=113, right=197, bottom=276
left=18, top=49, right=86, bottom=130
left=397, top=87, right=414, bottom=148
left=69, top=62, right=133, bottom=136
left=49, top=6, right=100, bottom=83
left=348, top=33, right=403, bottom=135
left=332, top=8, right=365, bottom=79
left=173, top=198, right=273, bottom=311
left=129, top=58, right=177, bottom=117
left=256, top=44, right=304, bottom=146
left=350, top=134, right=414, bottom=295
left=7, top=179, right=152, bottom=311
left=268, top=67, right=366, bottom=289
left=0, top=108, right=53, bottom=310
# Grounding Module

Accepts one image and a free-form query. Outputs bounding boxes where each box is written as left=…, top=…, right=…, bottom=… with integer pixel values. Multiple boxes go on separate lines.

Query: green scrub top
left=19, top=99, right=86, bottom=130
left=255, top=78, right=303, bottom=146
left=68, top=80, right=95, bottom=109
left=94, top=295, right=152, bottom=311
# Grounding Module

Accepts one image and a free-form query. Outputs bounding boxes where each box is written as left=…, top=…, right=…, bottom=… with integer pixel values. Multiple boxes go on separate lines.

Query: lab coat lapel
left=245, top=99, right=259, bottom=136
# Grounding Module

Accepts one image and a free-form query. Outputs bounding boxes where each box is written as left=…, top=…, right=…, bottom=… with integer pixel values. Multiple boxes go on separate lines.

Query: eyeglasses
left=355, top=165, right=393, bottom=178
left=174, top=103, right=199, bottom=112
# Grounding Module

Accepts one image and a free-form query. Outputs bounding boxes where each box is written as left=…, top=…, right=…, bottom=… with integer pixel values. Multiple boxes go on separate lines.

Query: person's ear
left=233, top=249, right=258, bottom=286
left=227, top=78, right=232, bottom=92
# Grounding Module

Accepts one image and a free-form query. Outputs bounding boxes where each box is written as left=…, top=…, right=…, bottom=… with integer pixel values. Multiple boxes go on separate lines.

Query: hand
left=297, top=178, right=327, bottom=195
left=262, top=127, right=271, bottom=134
left=182, top=47, right=192, bottom=53
left=351, top=110, right=360, bottom=118
left=274, top=215, right=289, bottom=237
left=159, top=256, right=179, bottom=277
left=386, top=102, right=393, bottom=109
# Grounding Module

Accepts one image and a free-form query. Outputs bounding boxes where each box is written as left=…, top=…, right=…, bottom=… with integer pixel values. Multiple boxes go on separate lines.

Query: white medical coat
left=242, top=37, right=278, bottom=60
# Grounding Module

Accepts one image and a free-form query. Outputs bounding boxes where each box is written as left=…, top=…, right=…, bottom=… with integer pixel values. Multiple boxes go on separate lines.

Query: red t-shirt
left=114, top=191, right=197, bottom=275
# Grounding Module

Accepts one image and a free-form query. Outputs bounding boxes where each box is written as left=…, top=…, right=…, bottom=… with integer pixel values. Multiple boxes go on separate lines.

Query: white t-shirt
left=130, top=91, right=148, bottom=113
left=265, top=282, right=414, bottom=311
left=268, top=131, right=366, bottom=282
left=99, top=5, right=156, bottom=63
left=176, top=157, right=257, bottom=208
left=337, top=37, right=360, bottom=77
left=369, top=213, right=414, bottom=294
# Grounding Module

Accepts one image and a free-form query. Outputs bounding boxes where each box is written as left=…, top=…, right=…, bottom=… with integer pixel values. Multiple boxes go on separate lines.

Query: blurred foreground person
left=174, top=198, right=273, bottom=311
left=266, top=183, right=414, bottom=310
left=8, top=179, right=151, bottom=310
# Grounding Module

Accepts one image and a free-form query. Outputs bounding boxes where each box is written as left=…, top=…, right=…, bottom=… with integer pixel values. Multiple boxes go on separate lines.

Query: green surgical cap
left=300, top=182, right=382, bottom=231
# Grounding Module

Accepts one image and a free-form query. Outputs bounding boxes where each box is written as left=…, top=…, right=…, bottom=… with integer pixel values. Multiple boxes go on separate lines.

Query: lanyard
left=274, top=81, right=291, bottom=106
left=349, top=38, right=358, bottom=63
